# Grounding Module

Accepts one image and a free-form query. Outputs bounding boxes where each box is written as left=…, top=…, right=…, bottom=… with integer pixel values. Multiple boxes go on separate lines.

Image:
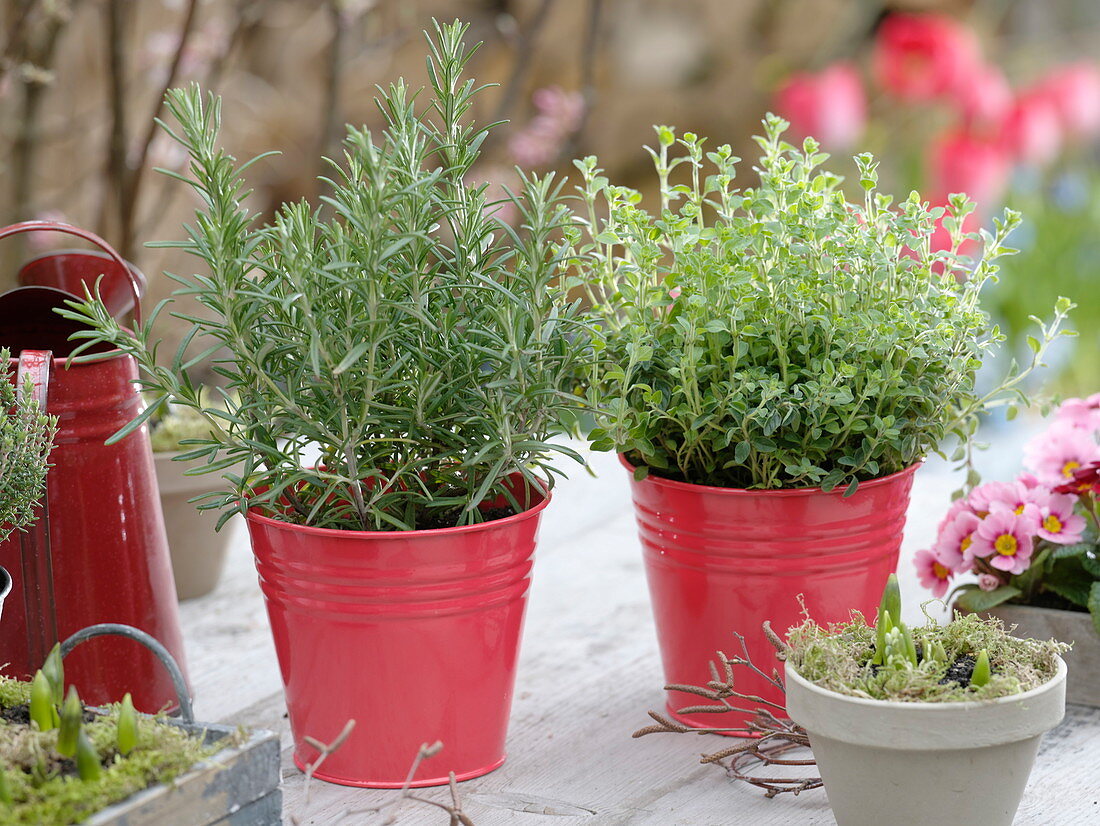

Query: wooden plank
left=169, top=443, right=1100, bottom=825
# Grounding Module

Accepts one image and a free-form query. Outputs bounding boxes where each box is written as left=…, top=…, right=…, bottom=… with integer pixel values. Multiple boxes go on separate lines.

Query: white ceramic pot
left=972, top=603, right=1099, bottom=708
left=153, top=451, right=236, bottom=601
left=784, top=658, right=1067, bottom=826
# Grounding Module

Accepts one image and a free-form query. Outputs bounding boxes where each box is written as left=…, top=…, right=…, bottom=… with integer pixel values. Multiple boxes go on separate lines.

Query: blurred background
left=1, top=0, right=1098, bottom=395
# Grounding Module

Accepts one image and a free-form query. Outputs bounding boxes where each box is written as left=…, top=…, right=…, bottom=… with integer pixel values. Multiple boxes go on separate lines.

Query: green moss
left=786, top=611, right=1067, bottom=702
left=1, top=692, right=220, bottom=824
left=0, top=676, right=32, bottom=709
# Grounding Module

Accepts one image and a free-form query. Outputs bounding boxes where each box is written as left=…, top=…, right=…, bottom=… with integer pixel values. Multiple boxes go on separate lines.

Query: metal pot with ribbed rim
left=622, top=455, right=918, bottom=732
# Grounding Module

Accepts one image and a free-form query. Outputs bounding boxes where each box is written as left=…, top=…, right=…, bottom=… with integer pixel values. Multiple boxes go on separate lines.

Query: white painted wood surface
left=175, top=442, right=1100, bottom=825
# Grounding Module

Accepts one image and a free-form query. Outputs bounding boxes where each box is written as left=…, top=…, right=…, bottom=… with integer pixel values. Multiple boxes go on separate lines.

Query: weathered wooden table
left=178, top=443, right=1100, bottom=825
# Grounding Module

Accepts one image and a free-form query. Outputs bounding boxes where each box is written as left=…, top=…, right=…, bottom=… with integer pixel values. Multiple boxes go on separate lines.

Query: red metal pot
left=246, top=477, right=549, bottom=787
left=623, top=456, right=917, bottom=732
left=0, top=221, right=187, bottom=713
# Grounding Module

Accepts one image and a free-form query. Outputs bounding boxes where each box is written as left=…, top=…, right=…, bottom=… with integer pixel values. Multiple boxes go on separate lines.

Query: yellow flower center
left=961, top=535, right=972, bottom=553
left=932, top=562, right=950, bottom=580
left=994, top=534, right=1018, bottom=556
left=1043, top=514, right=1063, bottom=534
left=1062, top=460, right=1081, bottom=478
left=1015, top=504, right=1026, bottom=515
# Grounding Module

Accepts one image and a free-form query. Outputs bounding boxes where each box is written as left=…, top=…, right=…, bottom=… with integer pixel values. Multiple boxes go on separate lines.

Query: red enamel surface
left=246, top=480, right=549, bottom=787
left=622, top=456, right=917, bottom=732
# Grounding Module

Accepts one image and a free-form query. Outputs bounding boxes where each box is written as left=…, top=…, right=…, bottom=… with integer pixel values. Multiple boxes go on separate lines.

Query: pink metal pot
left=0, top=221, right=187, bottom=713
left=622, top=456, right=917, bottom=732
left=246, top=477, right=549, bottom=787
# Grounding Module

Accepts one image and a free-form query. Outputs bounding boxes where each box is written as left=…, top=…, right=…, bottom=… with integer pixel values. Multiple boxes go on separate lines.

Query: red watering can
left=0, top=221, right=188, bottom=712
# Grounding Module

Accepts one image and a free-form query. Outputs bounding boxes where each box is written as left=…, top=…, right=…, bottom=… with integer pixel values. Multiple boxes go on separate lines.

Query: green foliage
left=57, top=687, right=82, bottom=758
left=787, top=611, right=1065, bottom=703
left=41, top=644, right=63, bottom=706
left=0, top=690, right=215, bottom=824
left=0, top=348, right=56, bottom=543
left=116, top=694, right=137, bottom=756
left=29, top=671, right=55, bottom=732
left=953, top=584, right=1023, bottom=613
left=988, top=170, right=1100, bottom=395
left=970, top=649, right=991, bottom=687
left=567, top=115, right=1072, bottom=490
left=60, top=20, right=590, bottom=531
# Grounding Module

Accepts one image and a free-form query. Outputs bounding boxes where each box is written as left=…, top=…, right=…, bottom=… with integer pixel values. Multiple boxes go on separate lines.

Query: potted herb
left=0, top=345, right=55, bottom=619
left=149, top=390, right=240, bottom=601
left=61, top=21, right=589, bottom=787
left=917, top=394, right=1100, bottom=706
left=784, top=575, right=1067, bottom=826
left=567, top=114, right=1071, bottom=728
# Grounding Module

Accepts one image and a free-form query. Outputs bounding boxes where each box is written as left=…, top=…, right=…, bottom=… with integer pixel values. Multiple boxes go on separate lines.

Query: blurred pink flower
left=953, top=63, right=1013, bottom=127
left=977, top=572, right=1002, bottom=592
left=935, top=509, right=982, bottom=570
left=1054, top=396, right=1100, bottom=430
left=928, top=129, right=1010, bottom=211
left=873, top=13, right=979, bottom=102
left=914, top=548, right=953, bottom=598
left=1037, top=492, right=1086, bottom=544
left=1036, top=62, right=1100, bottom=139
left=508, top=86, right=584, bottom=168
left=1001, top=90, right=1062, bottom=165
left=1024, top=420, right=1100, bottom=486
left=927, top=198, right=982, bottom=256
left=773, top=62, right=867, bottom=150
left=971, top=510, right=1035, bottom=574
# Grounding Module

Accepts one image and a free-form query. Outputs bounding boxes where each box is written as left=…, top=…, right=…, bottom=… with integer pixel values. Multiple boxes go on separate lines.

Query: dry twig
left=632, top=624, right=822, bottom=799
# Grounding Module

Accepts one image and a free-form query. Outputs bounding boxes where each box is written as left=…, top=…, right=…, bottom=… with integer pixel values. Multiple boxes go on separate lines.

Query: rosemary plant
left=0, top=348, right=55, bottom=542
left=568, top=115, right=1072, bottom=491
left=61, top=21, right=589, bottom=531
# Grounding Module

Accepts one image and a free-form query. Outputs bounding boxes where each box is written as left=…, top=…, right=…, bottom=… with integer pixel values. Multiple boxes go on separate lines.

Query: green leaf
left=954, top=585, right=1021, bottom=613
left=633, top=465, right=650, bottom=482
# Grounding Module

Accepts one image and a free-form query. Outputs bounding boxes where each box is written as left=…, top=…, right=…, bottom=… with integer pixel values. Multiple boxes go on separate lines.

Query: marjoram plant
left=919, top=394, right=1100, bottom=635
left=61, top=20, right=589, bottom=531
left=0, top=348, right=55, bottom=542
left=566, top=114, right=1073, bottom=492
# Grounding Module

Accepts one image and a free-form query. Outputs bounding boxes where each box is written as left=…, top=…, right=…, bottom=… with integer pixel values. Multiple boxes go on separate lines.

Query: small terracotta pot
left=153, top=452, right=236, bottom=601
left=785, top=658, right=1067, bottom=826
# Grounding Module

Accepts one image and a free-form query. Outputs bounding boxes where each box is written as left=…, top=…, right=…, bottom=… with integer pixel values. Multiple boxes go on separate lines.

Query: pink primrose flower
left=1054, top=397, right=1100, bottom=431
left=1024, top=420, right=1100, bottom=487
left=971, top=509, right=1035, bottom=574
left=1036, top=492, right=1086, bottom=544
left=977, top=572, right=1003, bottom=592
left=914, top=548, right=953, bottom=598
left=934, top=509, right=982, bottom=570
left=967, top=480, right=1019, bottom=517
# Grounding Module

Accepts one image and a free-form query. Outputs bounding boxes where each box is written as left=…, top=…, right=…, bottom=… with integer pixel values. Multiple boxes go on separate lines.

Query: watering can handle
left=60, top=623, right=194, bottom=723
left=16, top=350, right=59, bottom=671
left=0, top=221, right=142, bottom=326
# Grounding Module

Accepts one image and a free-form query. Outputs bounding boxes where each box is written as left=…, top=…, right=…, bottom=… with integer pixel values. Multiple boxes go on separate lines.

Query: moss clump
left=1, top=685, right=220, bottom=824
left=786, top=611, right=1066, bottom=703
